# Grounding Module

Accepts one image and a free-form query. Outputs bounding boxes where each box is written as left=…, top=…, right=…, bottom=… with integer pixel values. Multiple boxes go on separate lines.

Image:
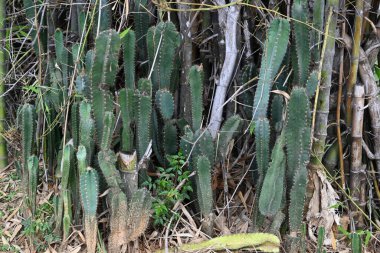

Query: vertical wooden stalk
left=337, top=1, right=346, bottom=189
left=345, top=0, right=364, bottom=127
left=0, top=0, right=8, bottom=170
left=311, top=0, right=339, bottom=166
left=350, top=84, right=365, bottom=226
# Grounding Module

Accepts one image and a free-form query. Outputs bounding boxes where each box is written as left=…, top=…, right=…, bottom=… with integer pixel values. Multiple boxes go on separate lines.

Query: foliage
left=143, top=152, right=193, bottom=227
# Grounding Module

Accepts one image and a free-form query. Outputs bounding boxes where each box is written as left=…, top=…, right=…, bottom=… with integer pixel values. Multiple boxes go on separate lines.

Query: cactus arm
left=80, top=168, right=99, bottom=253
left=155, top=233, right=281, bottom=253
left=100, top=111, right=115, bottom=151
left=195, top=155, right=213, bottom=217
left=163, top=121, right=178, bottom=156
left=306, top=71, right=318, bottom=98
left=292, top=0, right=310, bottom=85
left=61, top=143, right=74, bottom=241
left=255, top=118, right=270, bottom=181
left=98, top=150, right=124, bottom=189
left=27, top=155, right=39, bottom=216
left=259, top=134, right=286, bottom=216
left=21, top=104, right=36, bottom=175
left=79, top=101, right=95, bottom=165
left=252, top=18, right=290, bottom=120
left=71, top=102, right=80, bottom=148
left=189, top=65, right=204, bottom=130
left=123, top=30, right=136, bottom=89
left=119, top=88, right=135, bottom=152
left=137, top=79, right=152, bottom=159
left=155, top=89, right=174, bottom=120
left=76, top=145, right=88, bottom=175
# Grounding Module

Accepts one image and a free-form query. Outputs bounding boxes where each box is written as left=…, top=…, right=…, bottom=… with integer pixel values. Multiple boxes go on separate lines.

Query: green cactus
left=119, top=88, right=136, bottom=152
left=306, top=70, right=318, bottom=98
left=98, top=150, right=123, bottom=189
left=71, top=102, right=80, bottom=148
left=92, top=90, right=113, bottom=145
left=189, top=65, right=204, bottom=130
left=193, top=129, right=215, bottom=165
left=80, top=167, right=99, bottom=253
left=146, top=21, right=180, bottom=91
left=90, top=29, right=120, bottom=90
left=61, top=143, right=74, bottom=240
left=271, top=95, right=284, bottom=134
left=292, top=0, right=310, bottom=85
left=252, top=18, right=290, bottom=120
left=255, top=118, right=270, bottom=180
left=259, top=134, right=286, bottom=216
left=27, top=155, right=39, bottom=216
left=100, top=111, right=115, bottom=151
left=195, top=155, right=213, bottom=217
left=180, top=125, right=194, bottom=159
left=284, top=87, right=311, bottom=233
left=123, top=30, right=136, bottom=89
left=79, top=101, right=95, bottom=165
left=93, top=0, right=111, bottom=34
left=134, top=0, right=150, bottom=70
left=163, top=121, right=178, bottom=156
left=311, top=0, right=325, bottom=63
left=20, top=104, right=36, bottom=175
left=54, top=29, right=69, bottom=86
left=155, top=89, right=174, bottom=120
left=77, top=145, right=87, bottom=175
left=137, top=79, right=152, bottom=159
left=284, top=87, right=311, bottom=185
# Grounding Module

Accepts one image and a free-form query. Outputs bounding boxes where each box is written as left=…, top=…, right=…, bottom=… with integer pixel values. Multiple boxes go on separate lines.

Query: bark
left=208, top=1, right=240, bottom=138
left=350, top=84, right=365, bottom=226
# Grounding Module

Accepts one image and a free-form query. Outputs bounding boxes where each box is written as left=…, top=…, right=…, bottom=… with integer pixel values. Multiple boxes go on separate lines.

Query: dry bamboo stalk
left=345, top=0, right=364, bottom=127
left=350, top=84, right=365, bottom=226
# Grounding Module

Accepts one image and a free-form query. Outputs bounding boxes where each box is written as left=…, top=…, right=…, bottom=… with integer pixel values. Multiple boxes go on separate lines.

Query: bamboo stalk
left=345, top=0, right=364, bottom=127
left=0, top=0, right=8, bottom=170
left=310, top=0, right=339, bottom=166
left=337, top=2, right=346, bottom=189
left=350, top=84, right=365, bottom=226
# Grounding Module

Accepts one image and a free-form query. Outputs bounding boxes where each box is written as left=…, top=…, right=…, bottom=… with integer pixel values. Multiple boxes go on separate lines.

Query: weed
left=143, top=152, right=193, bottom=227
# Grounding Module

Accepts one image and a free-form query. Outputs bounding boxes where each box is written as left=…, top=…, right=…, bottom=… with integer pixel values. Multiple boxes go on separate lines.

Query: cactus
left=284, top=87, right=311, bottom=234
left=195, top=155, right=213, bottom=217
left=146, top=21, right=180, bottom=91
left=134, top=0, right=150, bottom=71
left=27, top=155, right=39, bottom=216
left=54, top=29, right=69, bottom=86
left=155, top=89, right=174, bottom=120
left=77, top=145, right=87, bottom=175
left=61, top=143, right=74, bottom=240
left=108, top=189, right=128, bottom=253
left=306, top=70, right=318, bottom=98
left=20, top=104, right=36, bottom=175
left=189, top=65, right=204, bottom=130
left=80, top=167, right=99, bottom=253
left=123, top=30, right=136, bottom=89
left=98, top=150, right=124, bottom=189
left=271, top=95, right=284, bottom=134
left=255, top=118, right=270, bottom=181
left=156, top=233, right=281, bottom=253
left=119, top=88, right=136, bottom=152
left=137, top=79, right=152, bottom=159
left=125, top=189, right=152, bottom=242
left=100, top=111, right=115, bottom=151
left=71, top=102, right=80, bottom=148
left=259, top=134, right=286, bottom=216
left=292, top=0, right=310, bottom=85
left=93, top=0, right=111, bottom=34
left=217, top=115, right=242, bottom=160
left=92, top=90, right=113, bottom=144
left=79, top=101, right=95, bottom=165
left=252, top=18, right=290, bottom=120
left=311, top=0, right=325, bottom=63
left=163, top=121, right=178, bottom=156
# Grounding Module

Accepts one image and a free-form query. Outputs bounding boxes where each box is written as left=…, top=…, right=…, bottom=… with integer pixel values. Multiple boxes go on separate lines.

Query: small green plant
left=144, top=152, right=193, bottom=227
